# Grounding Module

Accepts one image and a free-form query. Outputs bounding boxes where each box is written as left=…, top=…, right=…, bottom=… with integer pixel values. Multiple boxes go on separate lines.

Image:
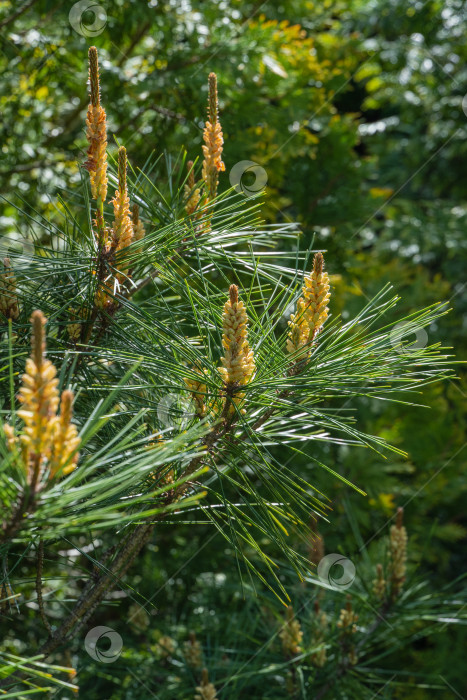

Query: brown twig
left=35, top=519, right=155, bottom=661
left=117, top=21, right=152, bottom=67
left=1, top=490, right=30, bottom=543
left=0, top=0, right=38, bottom=27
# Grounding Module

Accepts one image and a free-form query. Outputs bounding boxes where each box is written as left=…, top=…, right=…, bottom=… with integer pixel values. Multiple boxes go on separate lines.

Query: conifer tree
left=0, top=47, right=459, bottom=696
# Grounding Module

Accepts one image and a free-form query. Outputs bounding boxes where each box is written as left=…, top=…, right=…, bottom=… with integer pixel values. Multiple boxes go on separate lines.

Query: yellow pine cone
left=85, top=47, right=108, bottom=204
left=132, top=204, right=145, bottom=255
left=0, top=258, right=20, bottom=321
left=184, top=365, right=208, bottom=418
left=128, top=604, right=150, bottom=632
left=389, top=507, right=408, bottom=598
left=185, top=161, right=201, bottom=216
left=3, top=423, right=17, bottom=452
left=202, top=120, right=225, bottom=201
left=195, top=669, right=217, bottom=700
left=16, top=311, right=60, bottom=468
left=337, top=599, right=358, bottom=634
left=279, top=605, right=303, bottom=657
left=372, top=563, right=386, bottom=600
left=67, top=307, right=87, bottom=342
left=67, top=323, right=81, bottom=343
left=155, top=635, right=176, bottom=658
left=202, top=73, right=225, bottom=203
left=145, top=434, right=164, bottom=450
left=94, top=279, right=114, bottom=309
left=3, top=311, right=80, bottom=485
left=86, top=104, right=108, bottom=202
left=49, top=390, right=80, bottom=478
left=219, top=285, right=255, bottom=414
left=184, top=631, right=203, bottom=668
left=287, top=252, right=330, bottom=356
left=161, top=468, right=175, bottom=487
left=112, top=146, right=134, bottom=260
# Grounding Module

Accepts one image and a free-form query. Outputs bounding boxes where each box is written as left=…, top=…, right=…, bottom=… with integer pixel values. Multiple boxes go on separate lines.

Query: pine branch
left=0, top=0, right=38, bottom=27
left=37, top=519, right=154, bottom=659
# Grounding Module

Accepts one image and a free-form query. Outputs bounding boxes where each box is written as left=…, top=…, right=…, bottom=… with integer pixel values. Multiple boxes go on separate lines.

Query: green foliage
left=0, top=1, right=465, bottom=698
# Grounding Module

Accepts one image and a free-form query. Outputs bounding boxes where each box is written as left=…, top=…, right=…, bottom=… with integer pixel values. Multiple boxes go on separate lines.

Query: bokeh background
left=1, top=0, right=466, bottom=697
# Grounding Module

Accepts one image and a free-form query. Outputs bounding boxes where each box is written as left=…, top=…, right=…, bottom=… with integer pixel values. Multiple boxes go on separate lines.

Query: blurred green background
left=0, top=0, right=465, bottom=697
